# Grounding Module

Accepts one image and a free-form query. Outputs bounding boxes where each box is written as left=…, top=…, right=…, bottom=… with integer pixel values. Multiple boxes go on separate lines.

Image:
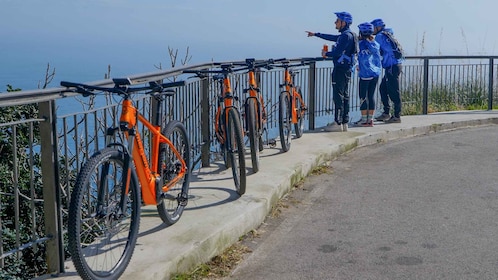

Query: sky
left=1, top=0, right=498, bottom=90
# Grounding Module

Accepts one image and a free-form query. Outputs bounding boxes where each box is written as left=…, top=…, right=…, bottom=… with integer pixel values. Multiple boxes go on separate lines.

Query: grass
left=400, top=80, right=492, bottom=115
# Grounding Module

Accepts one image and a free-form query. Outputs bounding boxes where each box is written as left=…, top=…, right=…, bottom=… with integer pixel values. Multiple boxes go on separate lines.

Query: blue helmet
left=370, top=18, right=385, bottom=28
left=335, top=12, right=353, bottom=24
left=358, top=22, right=374, bottom=36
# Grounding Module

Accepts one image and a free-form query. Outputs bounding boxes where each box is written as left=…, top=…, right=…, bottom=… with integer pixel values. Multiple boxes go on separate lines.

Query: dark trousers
left=379, top=64, right=402, bottom=117
left=359, top=77, right=379, bottom=111
left=332, top=67, right=352, bottom=124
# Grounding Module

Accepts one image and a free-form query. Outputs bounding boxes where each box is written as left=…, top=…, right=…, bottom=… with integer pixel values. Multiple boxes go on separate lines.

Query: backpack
left=381, top=30, right=404, bottom=59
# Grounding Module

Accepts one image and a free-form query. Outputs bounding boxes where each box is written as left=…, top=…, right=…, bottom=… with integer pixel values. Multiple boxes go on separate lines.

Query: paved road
left=231, top=126, right=498, bottom=280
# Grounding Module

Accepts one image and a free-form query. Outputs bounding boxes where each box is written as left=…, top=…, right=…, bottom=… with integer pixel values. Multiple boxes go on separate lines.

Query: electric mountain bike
left=184, top=64, right=246, bottom=195
left=61, top=78, right=190, bottom=280
left=232, top=58, right=274, bottom=173
left=271, top=60, right=307, bottom=152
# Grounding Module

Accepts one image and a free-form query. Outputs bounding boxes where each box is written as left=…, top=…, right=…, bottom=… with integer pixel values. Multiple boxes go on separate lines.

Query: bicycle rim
left=227, top=108, right=246, bottom=195
left=68, top=148, right=141, bottom=280
left=279, top=92, right=292, bottom=152
left=294, top=88, right=305, bottom=138
left=246, top=98, right=260, bottom=173
left=157, top=120, right=191, bottom=226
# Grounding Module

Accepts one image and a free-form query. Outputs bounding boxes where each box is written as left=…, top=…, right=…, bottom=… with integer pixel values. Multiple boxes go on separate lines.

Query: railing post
left=38, top=100, right=64, bottom=274
left=488, top=58, right=494, bottom=110
left=200, top=77, right=211, bottom=167
left=307, top=61, right=316, bottom=130
left=423, top=58, right=429, bottom=114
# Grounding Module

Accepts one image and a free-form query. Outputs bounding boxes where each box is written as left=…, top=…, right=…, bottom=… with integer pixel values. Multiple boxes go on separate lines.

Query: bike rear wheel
left=246, top=98, right=260, bottom=173
left=279, top=92, right=292, bottom=152
left=227, top=108, right=246, bottom=195
left=68, top=148, right=141, bottom=280
left=294, top=87, right=305, bottom=139
left=157, top=120, right=191, bottom=226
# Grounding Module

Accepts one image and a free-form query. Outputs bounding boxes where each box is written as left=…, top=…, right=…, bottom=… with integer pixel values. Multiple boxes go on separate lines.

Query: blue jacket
left=374, top=27, right=404, bottom=68
left=315, top=26, right=357, bottom=68
left=358, top=39, right=381, bottom=79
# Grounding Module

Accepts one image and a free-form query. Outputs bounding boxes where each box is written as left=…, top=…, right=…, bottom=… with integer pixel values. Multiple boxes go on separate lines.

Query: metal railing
left=0, top=55, right=497, bottom=278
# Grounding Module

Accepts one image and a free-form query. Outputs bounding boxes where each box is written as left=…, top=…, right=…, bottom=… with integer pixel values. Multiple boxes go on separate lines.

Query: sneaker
left=342, top=123, right=348, bottom=132
left=361, top=120, right=374, bottom=127
left=375, top=113, right=391, bottom=122
left=324, top=122, right=343, bottom=132
left=386, top=116, right=401, bottom=123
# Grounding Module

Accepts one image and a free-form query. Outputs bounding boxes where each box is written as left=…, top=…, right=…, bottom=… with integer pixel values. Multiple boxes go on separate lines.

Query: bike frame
left=245, top=68, right=266, bottom=133
left=118, top=98, right=188, bottom=205
left=282, top=66, right=306, bottom=124
left=214, top=73, right=240, bottom=144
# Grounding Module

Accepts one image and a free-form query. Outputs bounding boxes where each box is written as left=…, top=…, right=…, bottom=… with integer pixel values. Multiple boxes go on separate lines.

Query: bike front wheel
left=227, top=108, right=246, bottom=195
left=157, top=120, right=191, bottom=226
left=246, top=98, right=260, bottom=173
left=68, top=147, right=141, bottom=280
left=294, top=87, right=305, bottom=139
left=279, top=92, right=292, bottom=152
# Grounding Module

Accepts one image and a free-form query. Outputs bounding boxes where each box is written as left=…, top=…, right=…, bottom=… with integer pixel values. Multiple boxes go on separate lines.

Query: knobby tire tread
left=68, top=148, right=140, bottom=280
left=157, top=120, right=191, bottom=226
left=227, top=108, right=246, bottom=195
left=246, top=98, right=260, bottom=173
left=279, top=92, right=292, bottom=152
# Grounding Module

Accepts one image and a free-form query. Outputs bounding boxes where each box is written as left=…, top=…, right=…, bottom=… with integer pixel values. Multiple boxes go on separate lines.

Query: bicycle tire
left=294, top=87, right=305, bottom=139
left=157, top=120, right=191, bottom=226
left=257, top=98, right=265, bottom=152
left=246, top=98, right=260, bottom=173
left=227, top=108, right=246, bottom=195
left=68, top=148, right=141, bottom=280
left=279, top=92, right=292, bottom=152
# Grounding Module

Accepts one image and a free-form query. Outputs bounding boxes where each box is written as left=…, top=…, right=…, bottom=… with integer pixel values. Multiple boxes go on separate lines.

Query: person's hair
left=359, top=34, right=374, bottom=41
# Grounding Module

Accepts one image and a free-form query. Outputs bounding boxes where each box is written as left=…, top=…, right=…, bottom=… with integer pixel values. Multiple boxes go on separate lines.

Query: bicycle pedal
left=161, top=193, right=177, bottom=200
left=268, top=139, right=277, bottom=147
left=178, top=193, right=188, bottom=206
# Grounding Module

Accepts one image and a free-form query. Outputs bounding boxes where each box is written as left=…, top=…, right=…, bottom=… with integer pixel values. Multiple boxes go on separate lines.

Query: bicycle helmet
left=370, top=18, right=385, bottom=28
left=358, top=22, right=374, bottom=36
left=334, top=12, right=353, bottom=24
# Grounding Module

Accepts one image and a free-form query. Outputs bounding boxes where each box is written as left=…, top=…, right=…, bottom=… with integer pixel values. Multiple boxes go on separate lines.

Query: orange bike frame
left=215, top=76, right=236, bottom=144
left=283, top=68, right=305, bottom=124
left=246, top=70, right=266, bottom=130
left=119, top=99, right=188, bottom=205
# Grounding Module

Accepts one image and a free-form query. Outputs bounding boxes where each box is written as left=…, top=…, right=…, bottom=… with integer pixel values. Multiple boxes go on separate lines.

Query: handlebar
left=60, top=79, right=185, bottom=97
left=269, top=58, right=310, bottom=68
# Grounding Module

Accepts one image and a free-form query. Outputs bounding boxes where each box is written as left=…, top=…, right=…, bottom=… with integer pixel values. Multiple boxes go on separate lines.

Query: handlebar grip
left=60, top=81, right=81, bottom=88
left=161, top=80, right=186, bottom=88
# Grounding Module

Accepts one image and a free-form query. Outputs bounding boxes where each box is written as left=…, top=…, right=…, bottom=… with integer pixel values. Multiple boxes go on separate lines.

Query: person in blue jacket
left=356, top=22, right=381, bottom=127
left=371, top=18, right=404, bottom=123
left=306, top=11, right=358, bottom=132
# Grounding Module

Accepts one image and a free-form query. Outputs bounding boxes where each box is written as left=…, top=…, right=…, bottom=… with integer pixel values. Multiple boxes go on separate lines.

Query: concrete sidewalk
left=46, top=110, right=498, bottom=280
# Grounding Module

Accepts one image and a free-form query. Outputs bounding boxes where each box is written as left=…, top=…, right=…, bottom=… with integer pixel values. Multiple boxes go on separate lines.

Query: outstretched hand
left=305, top=31, right=315, bottom=37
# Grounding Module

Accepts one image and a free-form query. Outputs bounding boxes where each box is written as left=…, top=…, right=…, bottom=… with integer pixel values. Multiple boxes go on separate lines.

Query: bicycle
left=184, top=64, right=246, bottom=195
left=271, top=59, right=308, bottom=152
left=232, top=58, right=274, bottom=173
left=60, top=78, right=190, bottom=280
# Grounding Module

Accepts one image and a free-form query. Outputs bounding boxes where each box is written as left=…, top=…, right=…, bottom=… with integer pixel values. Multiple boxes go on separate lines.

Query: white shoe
left=324, top=122, right=343, bottom=132
left=342, top=123, right=348, bottom=132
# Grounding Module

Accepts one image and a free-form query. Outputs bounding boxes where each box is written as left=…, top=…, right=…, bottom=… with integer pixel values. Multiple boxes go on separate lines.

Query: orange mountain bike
left=184, top=64, right=246, bottom=195
left=60, top=78, right=190, bottom=280
left=271, top=60, right=307, bottom=152
left=232, top=58, right=274, bottom=173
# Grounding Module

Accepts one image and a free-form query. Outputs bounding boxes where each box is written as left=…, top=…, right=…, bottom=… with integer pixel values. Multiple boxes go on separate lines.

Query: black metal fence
left=0, top=56, right=497, bottom=278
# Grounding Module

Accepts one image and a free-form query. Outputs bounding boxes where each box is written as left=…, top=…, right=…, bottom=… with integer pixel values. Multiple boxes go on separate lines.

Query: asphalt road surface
left=230, top=125, right=498, bottom=280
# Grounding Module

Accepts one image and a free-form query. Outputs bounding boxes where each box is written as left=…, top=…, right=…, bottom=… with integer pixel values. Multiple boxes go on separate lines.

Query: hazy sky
left=1, top=0, right=497, bottom=89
